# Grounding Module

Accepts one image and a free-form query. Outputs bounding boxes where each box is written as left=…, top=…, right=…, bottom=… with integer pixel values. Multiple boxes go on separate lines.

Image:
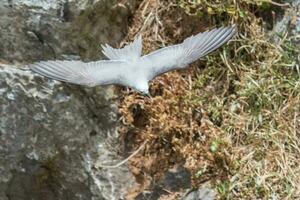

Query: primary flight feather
left=30, top=26, right=237, bottom=95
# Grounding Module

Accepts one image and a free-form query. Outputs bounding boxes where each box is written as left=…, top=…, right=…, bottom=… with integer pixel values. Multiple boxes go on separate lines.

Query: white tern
left=30, top=26, right=237, bottom=95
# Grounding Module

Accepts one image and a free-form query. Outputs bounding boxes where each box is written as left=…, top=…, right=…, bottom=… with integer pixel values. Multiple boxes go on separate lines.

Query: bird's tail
left=101, top=35, right=142, bottom=61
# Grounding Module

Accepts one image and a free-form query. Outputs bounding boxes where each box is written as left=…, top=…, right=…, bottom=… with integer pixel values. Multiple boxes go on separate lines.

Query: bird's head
left=136, top=82, right=150, bottom=97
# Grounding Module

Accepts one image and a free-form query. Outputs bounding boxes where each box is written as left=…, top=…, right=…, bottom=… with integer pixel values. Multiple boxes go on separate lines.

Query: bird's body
left=30, top=26, right=237, bottom=95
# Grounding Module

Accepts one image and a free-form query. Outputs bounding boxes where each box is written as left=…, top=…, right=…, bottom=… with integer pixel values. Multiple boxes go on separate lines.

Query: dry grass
left=119, top=0, right=300, bottom=199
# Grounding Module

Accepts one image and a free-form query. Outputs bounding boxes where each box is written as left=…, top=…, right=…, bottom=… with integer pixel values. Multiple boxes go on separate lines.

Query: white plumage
left=30, top=26, right=237, bottom=95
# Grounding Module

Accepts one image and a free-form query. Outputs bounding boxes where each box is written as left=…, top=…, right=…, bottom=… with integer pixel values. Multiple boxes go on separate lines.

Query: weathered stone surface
left=0, top=0, right=137, bottom=199
left=135, top=165, right=191, bottom=200
left=0, top=64, right=134, bottom=200
left=182, top=188, right=216, bottom=200
left=0, top=0, right=136, bottom=62
left=272, top=0, right=300, bottom=45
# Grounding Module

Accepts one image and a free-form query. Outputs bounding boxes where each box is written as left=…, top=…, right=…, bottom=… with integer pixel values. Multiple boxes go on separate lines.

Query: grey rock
left=0, top=64, right=134, bottom=200
left=0, top=0, right=137, bottom=199
left=182, top=188, right=216, bottom=200
left=271, top=0, right=300, bottom=68
left=272, top=0, right=300, bottom=44
left=135, top=165, right=191, bottom=200
left=0, top=0, right=136, bottom=62
left=161, top=165, right=191, bottom=191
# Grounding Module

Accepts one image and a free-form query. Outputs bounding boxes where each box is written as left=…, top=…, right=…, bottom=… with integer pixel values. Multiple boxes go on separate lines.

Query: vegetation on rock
left=119, top=0, right=300, bottom=199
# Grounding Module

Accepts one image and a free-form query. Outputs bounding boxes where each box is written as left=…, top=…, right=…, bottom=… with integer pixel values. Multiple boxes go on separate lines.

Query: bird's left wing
left=29, top=60, right=127, bottom=87
left=142, top=26, right=237, bottom=80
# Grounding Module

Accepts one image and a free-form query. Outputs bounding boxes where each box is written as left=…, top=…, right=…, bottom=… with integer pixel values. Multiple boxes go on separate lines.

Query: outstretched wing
left=101, top=35, right=142, bottom=61
left=142, top=26, right=237, bottom=80
left=29, top=60, right=127, bottom=86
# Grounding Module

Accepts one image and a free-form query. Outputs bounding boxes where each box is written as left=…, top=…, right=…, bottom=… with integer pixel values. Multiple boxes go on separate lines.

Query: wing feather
left=142, top=26, right=237, bottom=80
left=30, top=60, right=127, bottom=86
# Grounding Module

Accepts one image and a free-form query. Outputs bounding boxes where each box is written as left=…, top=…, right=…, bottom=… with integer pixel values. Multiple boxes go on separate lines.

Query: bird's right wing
left=142, top=26, right=237, bottom=80
left=29, top=60, right=127, bottom=87
left=101, top=35, right=142, bottom=61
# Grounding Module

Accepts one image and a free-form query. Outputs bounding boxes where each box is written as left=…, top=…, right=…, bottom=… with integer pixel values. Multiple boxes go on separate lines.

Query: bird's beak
left=143, top=92, right=151, bottom=98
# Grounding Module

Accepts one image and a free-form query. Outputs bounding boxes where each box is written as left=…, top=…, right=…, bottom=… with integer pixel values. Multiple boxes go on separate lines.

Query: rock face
left=182, top=188, right=216, bottom=200
left=0, top=0, right=136, bottom=200
left=136, top=165, right=191, bottom=200
left=0, top=0, right=136, bottom=62
left=0, top=64, right=134, bottom=200
left=272, top=0, right=300, bottom=45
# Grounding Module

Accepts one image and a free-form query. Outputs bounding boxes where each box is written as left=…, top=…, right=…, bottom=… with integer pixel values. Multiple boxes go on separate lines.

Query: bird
left=30, top=26, right=236, bottom=96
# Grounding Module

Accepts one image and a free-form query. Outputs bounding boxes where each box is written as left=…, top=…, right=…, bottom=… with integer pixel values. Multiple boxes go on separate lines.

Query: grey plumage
left=30, top=26, right=237, bottom=94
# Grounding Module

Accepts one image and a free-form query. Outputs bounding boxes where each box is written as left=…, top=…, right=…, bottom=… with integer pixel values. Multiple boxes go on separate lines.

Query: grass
left=119, top=0, right=300, bottom=199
